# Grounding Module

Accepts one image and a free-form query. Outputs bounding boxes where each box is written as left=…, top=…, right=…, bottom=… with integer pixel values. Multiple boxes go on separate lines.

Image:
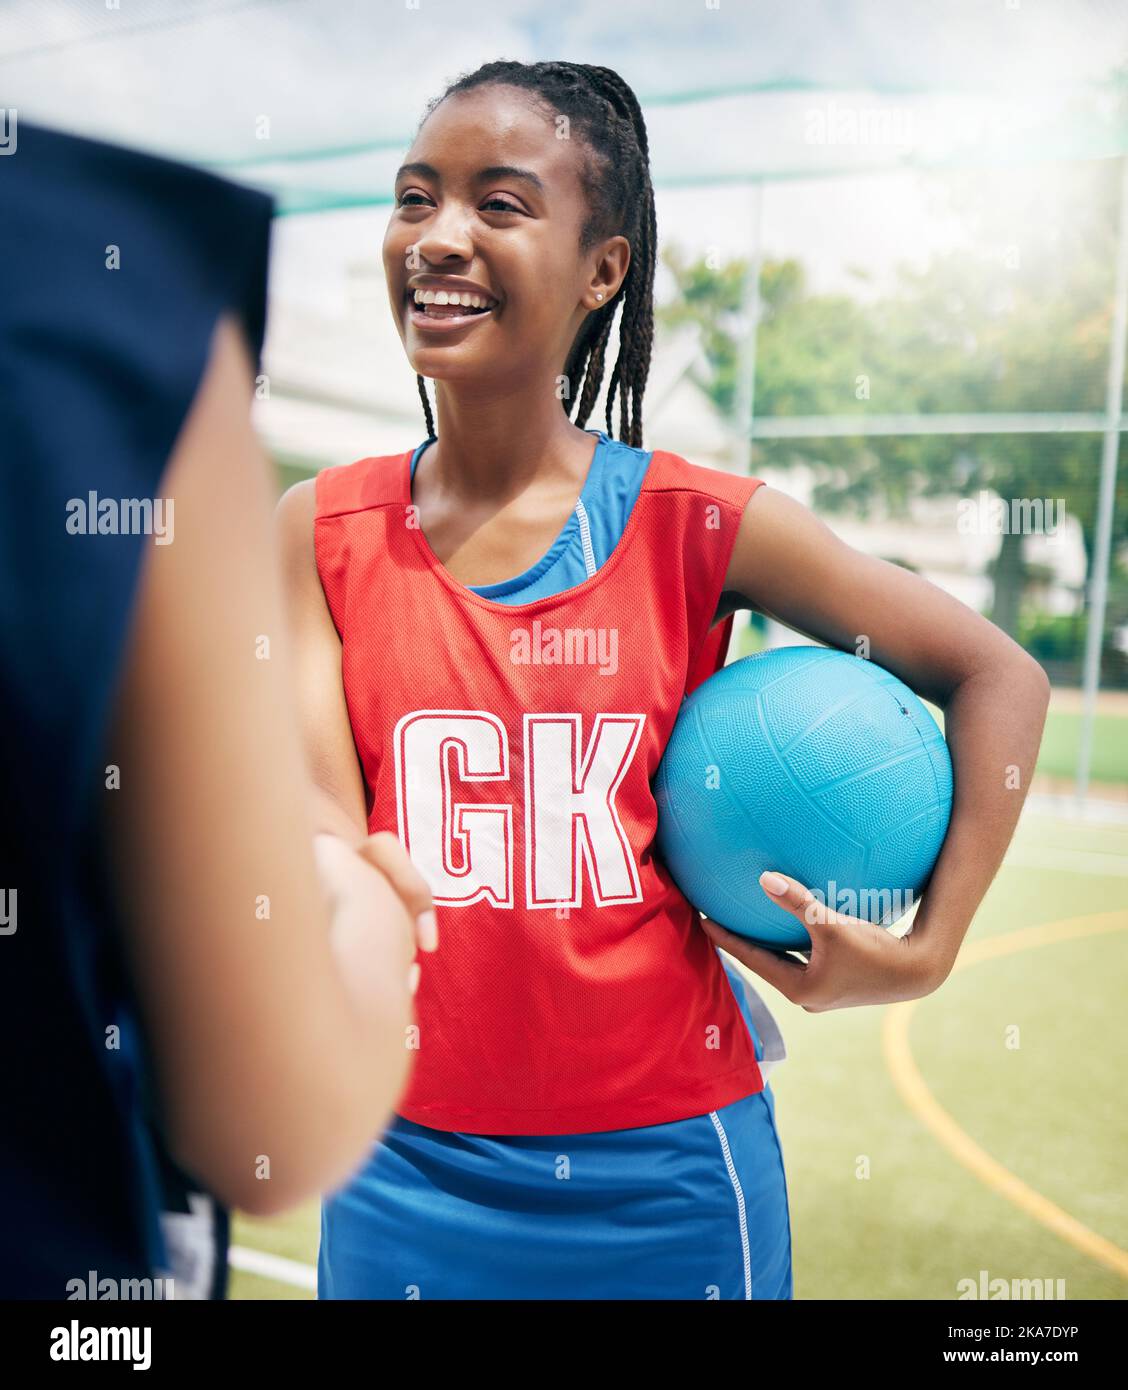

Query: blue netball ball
left=654, top=646, right=953, bottom=951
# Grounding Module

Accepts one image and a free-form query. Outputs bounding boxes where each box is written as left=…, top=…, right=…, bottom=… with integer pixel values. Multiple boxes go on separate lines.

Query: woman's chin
left=409, top=347, right=503, bottom=382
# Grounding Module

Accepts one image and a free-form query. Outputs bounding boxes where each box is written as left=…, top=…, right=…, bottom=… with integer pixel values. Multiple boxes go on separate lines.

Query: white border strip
left=708, top=1110, right=752, bottom=1299
left=574, top=498, right=598, bottom=578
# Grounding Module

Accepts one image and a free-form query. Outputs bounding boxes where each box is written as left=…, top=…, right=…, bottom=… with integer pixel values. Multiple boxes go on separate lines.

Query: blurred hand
left=700, top=870, right=942, bottom=1012
left=355, top=831, right=438, bottom=955
left=313, top=833, right=430, bottom=1003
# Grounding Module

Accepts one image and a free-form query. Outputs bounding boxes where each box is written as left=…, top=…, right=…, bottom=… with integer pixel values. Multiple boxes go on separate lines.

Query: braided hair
left=411, top=61, right=657, bottom=449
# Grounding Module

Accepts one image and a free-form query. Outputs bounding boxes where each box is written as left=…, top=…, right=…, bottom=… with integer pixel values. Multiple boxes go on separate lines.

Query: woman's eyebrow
left=477, top=164, right=546, bottom=194
left=394, top=161, right=546, bottom=195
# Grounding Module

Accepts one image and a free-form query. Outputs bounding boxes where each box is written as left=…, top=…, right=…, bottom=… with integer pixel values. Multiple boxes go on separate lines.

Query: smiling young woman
left=275, top=59, right=1047, bottom=1300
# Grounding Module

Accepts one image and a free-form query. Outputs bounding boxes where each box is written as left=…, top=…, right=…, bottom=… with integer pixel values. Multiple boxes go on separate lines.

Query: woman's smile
left=405, top=285, right=499, bottom=334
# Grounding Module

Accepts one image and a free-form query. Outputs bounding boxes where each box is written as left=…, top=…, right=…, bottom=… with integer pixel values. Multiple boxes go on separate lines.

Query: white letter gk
left=394, top=710, right=646, bottom=910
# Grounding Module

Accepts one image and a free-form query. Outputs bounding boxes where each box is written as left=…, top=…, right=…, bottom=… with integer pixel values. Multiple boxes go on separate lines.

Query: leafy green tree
left=658, top=158, right=1128, bottom=638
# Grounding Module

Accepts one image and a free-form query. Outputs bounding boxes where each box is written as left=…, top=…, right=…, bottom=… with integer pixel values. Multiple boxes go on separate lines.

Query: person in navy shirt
left=0, top=122, right=429, bottom=1298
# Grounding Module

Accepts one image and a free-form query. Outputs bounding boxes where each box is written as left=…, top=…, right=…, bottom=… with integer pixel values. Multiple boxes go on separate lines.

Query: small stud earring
left=596, top=292, right=604, bottom=301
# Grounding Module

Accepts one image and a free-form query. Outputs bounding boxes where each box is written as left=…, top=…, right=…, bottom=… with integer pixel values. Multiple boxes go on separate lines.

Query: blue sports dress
left=317, top=429, right=793, bottom=1300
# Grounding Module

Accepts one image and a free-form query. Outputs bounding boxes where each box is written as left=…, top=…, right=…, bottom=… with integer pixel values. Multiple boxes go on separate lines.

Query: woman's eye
left=395, top=192, right=521, bottom=213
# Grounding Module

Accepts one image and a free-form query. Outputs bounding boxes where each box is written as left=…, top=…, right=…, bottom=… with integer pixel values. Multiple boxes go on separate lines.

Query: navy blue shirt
left=0, top=122, right=272, bottom=1297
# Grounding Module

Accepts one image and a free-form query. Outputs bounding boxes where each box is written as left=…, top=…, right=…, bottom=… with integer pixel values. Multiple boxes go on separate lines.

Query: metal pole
left=1077, top=153, right=1128, bottom=806
left=732, top=180, right=764, bottom=474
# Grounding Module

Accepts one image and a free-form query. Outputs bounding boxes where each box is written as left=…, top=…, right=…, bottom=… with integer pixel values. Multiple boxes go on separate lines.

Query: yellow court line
left=882, top=911, right=1128, bottom=1280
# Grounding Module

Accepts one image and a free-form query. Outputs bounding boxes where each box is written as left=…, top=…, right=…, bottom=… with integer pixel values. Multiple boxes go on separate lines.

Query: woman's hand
left=700, top=870, right=945, bottom=1011
left=356, top=831, right=439, bottom=955
left=314, top=832, right=435, bottom=1002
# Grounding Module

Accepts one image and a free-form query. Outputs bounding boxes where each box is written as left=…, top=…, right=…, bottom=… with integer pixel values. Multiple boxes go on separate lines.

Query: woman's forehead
left=410, top=87, right=583, bottom=189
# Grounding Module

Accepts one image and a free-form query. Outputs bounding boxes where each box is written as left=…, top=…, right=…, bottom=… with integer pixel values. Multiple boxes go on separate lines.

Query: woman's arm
left=104, top=316, right=422, bottom=1215
left=274, top=478, right=370, bottom=842
left=706, top=485, right=1050, bottom=1009
left=274, top=478, right=439, bottom=953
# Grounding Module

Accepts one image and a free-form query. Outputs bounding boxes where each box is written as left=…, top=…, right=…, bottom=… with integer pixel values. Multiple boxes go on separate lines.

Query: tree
left=658, top=157, right=1128, bottom=637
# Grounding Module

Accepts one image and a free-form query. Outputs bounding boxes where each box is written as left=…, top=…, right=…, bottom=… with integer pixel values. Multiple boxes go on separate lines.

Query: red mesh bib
left=315, top=446, right=765, bottom=1134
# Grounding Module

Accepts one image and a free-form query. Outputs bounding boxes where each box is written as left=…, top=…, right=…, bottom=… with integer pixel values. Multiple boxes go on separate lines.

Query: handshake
left=313, top=829, right=438, bottom=1003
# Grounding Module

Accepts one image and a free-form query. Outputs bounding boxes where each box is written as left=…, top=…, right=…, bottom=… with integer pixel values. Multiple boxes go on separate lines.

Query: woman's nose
left=411, top=202, right=476, bottom=264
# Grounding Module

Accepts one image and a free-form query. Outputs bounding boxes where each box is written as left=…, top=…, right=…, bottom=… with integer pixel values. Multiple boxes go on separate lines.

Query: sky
left=5, top=1, right=1127, bottom=312
left=2, top=0, right=1116, bottom=326
left=3, top=1, right=1113, bottom=608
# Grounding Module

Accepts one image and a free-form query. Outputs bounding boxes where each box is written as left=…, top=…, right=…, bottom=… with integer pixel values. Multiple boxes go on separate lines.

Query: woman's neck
left=423, top=387, right=595, bottom=505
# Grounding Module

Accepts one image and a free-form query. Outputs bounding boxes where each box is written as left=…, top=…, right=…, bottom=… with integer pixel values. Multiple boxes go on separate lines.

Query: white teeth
left=413, top=288, right=496, bottom=309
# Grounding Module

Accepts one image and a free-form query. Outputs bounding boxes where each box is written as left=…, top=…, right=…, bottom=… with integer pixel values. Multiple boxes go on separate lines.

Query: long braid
left=411, top=60, right=657, bottom=449
left=416, top=372, right=435, bottom=438
left=581, top=65, right=656, bottom=447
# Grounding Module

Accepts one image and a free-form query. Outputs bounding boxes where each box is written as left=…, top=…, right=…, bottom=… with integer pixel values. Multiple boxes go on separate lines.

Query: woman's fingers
left=759, top=870, right=822, bottom=922
left=358, top=831, right=438, bottom=952
left=699, top=915, right=808, bottom=1001
left=759, top=870, right=857, bottom=939
left=312, top=832, right=418, bottom=992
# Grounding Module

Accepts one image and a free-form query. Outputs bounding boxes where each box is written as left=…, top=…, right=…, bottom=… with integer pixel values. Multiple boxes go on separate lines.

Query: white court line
left=228, top=1244, right=317, bottom=1292
left=1005, top=846, right=1128, bottom=877
left=1024, top=794, right=1128, bottom=826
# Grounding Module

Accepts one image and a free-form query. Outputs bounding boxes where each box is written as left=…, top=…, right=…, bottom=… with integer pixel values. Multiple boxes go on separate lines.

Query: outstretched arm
left=105, top=318, right=422, bottom=1213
